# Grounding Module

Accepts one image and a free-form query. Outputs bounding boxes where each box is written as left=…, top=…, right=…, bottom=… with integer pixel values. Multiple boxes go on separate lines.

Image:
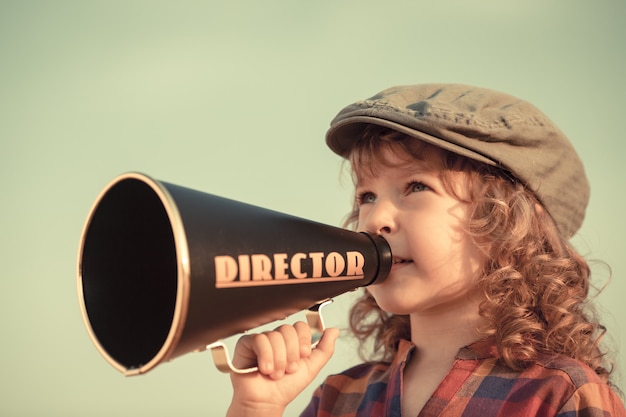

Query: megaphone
left=77, top=173, right=392, bottom=376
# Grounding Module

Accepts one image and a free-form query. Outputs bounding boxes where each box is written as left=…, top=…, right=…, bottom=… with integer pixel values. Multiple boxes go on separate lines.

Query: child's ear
left=534, top=202, right=553, bottom=225
left=534, top=202, right=546, bottom=215
left=533, top=202, right=560, bottom=235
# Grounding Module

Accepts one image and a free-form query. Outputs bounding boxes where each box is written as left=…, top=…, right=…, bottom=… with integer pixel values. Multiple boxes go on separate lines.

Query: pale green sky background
left=1, top=1, right=625, bottom=416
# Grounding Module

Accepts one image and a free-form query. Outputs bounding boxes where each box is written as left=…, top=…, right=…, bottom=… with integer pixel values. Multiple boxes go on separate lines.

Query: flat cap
left=326, top=83, right=589, bottom=238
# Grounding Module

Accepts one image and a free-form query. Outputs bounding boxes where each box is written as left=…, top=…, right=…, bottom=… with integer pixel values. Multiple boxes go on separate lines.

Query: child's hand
left=225, top=321, right=339, bottom=417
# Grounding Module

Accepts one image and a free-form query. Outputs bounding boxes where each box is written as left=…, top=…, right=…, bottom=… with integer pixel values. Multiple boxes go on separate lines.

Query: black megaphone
left=77, top=172, right=391, bottom=376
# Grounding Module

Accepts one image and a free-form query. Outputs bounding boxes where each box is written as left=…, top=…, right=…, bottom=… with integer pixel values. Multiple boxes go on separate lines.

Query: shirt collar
left=395, top=336, right=498, bottom=364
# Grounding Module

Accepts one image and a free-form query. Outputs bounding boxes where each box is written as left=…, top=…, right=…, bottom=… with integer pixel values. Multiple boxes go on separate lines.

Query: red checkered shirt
left=300, top=338, right=625, bottom=416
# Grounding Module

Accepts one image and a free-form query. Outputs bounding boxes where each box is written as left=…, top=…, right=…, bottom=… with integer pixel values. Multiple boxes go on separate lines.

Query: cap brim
left=326, top=115, right=497, bottom=168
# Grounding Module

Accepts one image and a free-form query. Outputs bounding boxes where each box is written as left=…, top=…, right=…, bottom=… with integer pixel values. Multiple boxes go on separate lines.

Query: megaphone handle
left=207, top=299, right=334, bottom=374
left=304, top=298, right=333, bottom=348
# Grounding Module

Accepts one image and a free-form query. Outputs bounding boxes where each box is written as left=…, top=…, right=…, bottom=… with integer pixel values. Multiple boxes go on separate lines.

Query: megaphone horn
left=77, top=172, right=392, bottom=376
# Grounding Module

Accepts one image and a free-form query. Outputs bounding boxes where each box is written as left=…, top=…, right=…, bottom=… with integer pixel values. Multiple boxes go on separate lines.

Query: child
left=225, top=83, right=626, bottom=416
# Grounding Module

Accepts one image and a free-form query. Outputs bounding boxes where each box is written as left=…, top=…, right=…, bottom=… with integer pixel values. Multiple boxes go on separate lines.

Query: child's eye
left=406, top=181, right=430, bottom=194
left=357, top=191, right=376, bottom=205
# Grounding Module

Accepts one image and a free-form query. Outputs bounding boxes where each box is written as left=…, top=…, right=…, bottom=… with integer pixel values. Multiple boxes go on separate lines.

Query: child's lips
left=390, top=257, right=413, bottom=273
left=392, top=257, right=412, bottom=265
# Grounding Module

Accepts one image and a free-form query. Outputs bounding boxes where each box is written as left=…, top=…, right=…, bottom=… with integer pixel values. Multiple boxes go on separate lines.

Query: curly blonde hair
left=344, top=125, right=614, bottom=384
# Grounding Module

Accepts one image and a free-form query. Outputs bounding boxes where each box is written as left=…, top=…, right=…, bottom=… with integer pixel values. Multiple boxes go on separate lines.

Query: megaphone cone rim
left=76, top=172, right=191, bottom=376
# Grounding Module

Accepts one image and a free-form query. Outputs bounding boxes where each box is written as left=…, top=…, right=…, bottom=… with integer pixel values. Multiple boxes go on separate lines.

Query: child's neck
left=408, top=294, right=484, bottom=361
left=402, top=298, right=484, bottom=417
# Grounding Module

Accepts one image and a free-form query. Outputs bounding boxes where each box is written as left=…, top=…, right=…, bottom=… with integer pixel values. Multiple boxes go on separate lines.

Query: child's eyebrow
left=354, top=177, right=372, bottom=189
left=354, top=165, right=438, bottom=188
left=393, top=162, right=440, bottom=178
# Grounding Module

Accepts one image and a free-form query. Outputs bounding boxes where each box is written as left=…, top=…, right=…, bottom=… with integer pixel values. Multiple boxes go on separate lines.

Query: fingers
left=233, top=322, right=338, bottom=381
left=262, top=325, right=297, bottom=378
left=306, top=327, right=339, bottom=374
left=293, top=320, right=313, bottom=358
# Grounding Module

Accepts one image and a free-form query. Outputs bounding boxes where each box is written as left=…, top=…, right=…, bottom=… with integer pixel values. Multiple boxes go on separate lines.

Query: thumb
left=307, top=328, right=339, bottom=373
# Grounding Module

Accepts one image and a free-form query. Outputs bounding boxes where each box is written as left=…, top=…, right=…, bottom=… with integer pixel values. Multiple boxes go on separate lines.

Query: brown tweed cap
left=326, top=83, right=589, bottom=238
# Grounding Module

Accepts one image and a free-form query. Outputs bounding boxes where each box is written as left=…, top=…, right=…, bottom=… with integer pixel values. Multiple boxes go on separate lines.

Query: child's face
left=354, top=145, right=486, bottom=317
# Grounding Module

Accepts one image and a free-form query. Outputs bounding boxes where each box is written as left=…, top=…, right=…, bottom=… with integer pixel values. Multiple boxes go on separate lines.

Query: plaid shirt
left=300, top=338, right=625, bottom=417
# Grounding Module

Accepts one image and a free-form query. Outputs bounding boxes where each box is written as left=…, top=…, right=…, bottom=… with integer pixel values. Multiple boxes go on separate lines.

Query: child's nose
left=359, top=201, right=395, bottom=235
